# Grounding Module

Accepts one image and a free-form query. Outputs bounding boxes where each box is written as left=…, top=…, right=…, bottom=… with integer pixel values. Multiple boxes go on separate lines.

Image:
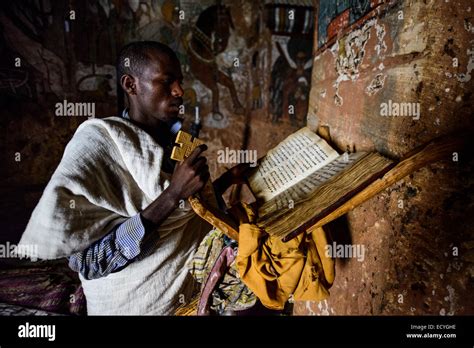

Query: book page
left=257, top=152, right=394, bottom=239
left=258, top=152, right=365, bottom=219
left=248, top=127, right=339, bottom=202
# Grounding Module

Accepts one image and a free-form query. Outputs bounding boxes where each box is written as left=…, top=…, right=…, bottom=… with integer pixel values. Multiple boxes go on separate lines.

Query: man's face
left=134, top=50, right=184, bottom=125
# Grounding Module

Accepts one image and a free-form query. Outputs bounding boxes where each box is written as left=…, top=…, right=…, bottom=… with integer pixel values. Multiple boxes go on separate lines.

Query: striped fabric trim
left=115, top=214, right=146, bottom=260
left=188, top=228, right=256, bottom=314
left=68, top=213, right=147, bottom=280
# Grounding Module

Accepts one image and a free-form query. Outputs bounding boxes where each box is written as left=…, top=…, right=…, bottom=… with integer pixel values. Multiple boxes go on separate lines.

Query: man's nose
left=171, top=81, right=184, bottom=98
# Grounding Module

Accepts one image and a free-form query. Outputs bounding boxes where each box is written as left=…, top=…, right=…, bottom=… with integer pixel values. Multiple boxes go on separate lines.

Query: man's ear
left=120, top=74, right=137, bottom=96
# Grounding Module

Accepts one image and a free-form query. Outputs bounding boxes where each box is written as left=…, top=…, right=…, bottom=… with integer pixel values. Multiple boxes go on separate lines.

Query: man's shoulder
left=58, top=117, right=124, bottom=155
left=66, top=116, right=164, bottom=159
left=75, top=116, right=132, bottom=136
left=73, top=116, right=148, bottom=146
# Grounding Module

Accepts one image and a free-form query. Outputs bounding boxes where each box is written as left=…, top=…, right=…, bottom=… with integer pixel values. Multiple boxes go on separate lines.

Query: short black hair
left=117, top=41, right=177, bottom=80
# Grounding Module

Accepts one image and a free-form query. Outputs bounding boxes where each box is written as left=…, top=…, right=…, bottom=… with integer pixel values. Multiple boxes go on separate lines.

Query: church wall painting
left=0, top=0, right=318, bottom=242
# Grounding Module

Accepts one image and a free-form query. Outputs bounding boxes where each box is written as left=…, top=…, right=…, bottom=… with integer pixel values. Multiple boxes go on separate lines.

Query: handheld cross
left=170, top=130, right=219, bottom=208
left=171, top=130, right=205, bottom=162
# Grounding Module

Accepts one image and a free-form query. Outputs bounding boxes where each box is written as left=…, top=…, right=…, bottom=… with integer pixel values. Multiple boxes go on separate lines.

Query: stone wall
left=294, top=0, right=473, bottom=315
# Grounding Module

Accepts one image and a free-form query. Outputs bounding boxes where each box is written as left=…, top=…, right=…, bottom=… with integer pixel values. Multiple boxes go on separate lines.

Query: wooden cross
left=171, top=130, right=205, bottom=162
left=170, top=130, right=219, bottom=210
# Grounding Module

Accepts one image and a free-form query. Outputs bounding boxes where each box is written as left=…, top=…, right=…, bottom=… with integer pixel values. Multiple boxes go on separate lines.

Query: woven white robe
left=18, top=116, right=210, bottom=314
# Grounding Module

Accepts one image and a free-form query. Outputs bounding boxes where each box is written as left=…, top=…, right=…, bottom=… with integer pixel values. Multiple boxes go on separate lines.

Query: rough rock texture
left=294, top=0, right=473, bottom=315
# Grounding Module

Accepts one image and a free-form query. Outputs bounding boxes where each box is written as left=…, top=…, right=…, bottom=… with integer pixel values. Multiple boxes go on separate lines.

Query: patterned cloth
left=0, top=302, right=63, bottom=316
left=0, top=259, right=86, bottom=315
left=188, top=229, right=256, bottom=314
left=17, top=117, right=207, bottom=314
left=68, top=213, right=149, bottom=280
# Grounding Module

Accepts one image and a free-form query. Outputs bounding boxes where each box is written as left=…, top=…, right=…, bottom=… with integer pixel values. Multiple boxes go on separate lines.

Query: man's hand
left=168, top=144, right=210, bottom=201
left=213, top=162, right=253, bottom=197
left=140, top=144, right=209, bottom=229
left=226, top=162, right=253, bottom=185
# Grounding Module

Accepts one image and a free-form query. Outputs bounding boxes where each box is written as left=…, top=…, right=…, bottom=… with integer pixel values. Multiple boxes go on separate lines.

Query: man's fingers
left=193, top=157, right=207, bottom=172
left=195, top=162, right=209, bottom=182
left=200, top=165, right=210, bottom=178
left=186, top=144, right=208, bottom=164
left=189, top=170, right=209, bottom=191
left=200, top=171, right=210, bottom=183
left=237, top=162, right=251, bottom=173
left=173, top=160, right=182, bottom=174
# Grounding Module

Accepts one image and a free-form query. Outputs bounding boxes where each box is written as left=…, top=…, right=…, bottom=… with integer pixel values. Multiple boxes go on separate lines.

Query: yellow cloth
left=235, top=204, right=335, bottom=310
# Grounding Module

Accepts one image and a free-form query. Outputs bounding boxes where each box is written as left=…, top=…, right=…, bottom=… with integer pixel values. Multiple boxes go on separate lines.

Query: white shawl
left=18, top=116, right=210, bottom=314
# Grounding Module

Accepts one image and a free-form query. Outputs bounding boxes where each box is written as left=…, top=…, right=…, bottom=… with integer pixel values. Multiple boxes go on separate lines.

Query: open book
left=245, top=127, right=394, bottom=240
left=173, top=127, right=394, bottom=242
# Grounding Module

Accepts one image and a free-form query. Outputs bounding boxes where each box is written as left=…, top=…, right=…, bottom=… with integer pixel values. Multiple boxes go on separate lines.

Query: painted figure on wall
left=317, top=0, right=377, bottom=48
left=270, top=35, right=313, bottom=127
left=251, top=51, right=263, bottom=110
left=186, top=2, right=244, bottom=118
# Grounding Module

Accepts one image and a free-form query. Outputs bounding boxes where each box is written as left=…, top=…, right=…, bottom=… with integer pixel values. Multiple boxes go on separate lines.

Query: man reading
left=18, top=41, right=243, bottom=315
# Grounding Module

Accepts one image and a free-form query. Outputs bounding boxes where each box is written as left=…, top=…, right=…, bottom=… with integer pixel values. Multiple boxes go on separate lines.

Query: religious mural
left=0, top=0, right=318, bottom=253
left=0, top=0, right=315, bottom=128
left=316, top=0, right=385, bottom=49
left=265, top=1, right=314, bottom=127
